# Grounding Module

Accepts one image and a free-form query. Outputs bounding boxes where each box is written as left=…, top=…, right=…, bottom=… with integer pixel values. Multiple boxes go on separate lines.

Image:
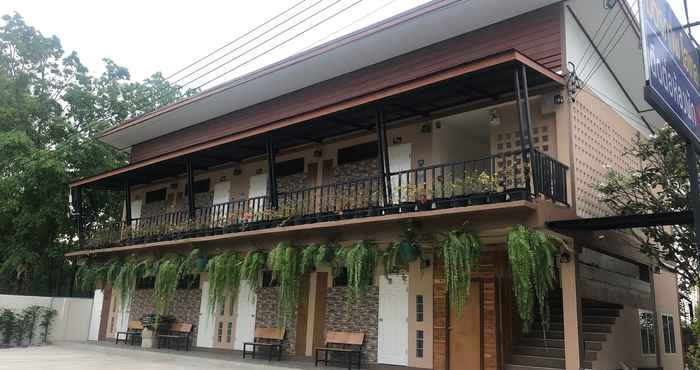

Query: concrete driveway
left=0, top=342, right=308, bottom=370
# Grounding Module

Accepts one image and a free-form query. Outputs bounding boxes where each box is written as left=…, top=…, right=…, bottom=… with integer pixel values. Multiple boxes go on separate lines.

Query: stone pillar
left=561, top=251, right=583, bottom=370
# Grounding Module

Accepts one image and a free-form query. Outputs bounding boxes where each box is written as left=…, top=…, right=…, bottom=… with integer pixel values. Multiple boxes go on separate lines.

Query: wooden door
left=449, top=282, right=481, bottom=369
left=295, top=276, right=310, bottom=357
left=214, top=294, right=237, bottom=349
left=312, top=272, right=329, bottom=351
left=106, top=290, right=120, bottom=338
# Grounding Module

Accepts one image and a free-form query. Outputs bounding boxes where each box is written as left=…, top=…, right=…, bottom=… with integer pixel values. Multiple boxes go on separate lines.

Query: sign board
left=641, top=0, right=700, bottom=146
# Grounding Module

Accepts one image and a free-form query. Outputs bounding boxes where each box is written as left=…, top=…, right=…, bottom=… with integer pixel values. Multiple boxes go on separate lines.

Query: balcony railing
left=81, top=149, right=567, bottom=250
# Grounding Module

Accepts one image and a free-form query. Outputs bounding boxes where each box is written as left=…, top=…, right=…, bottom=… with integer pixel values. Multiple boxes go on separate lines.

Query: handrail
left=81, top=153, right=568, bottom=249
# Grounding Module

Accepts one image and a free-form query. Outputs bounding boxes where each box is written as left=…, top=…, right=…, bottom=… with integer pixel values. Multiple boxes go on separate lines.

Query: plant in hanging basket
left=335, top=240, right=378, bottom=304
left=381, top=221, right=422, bottom=278
left=241, top=249, right=267, bottom=295
left=437, top=229, right=482, bottom=316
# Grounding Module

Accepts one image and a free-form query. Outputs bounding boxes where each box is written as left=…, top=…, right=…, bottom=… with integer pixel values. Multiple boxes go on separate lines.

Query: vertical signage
left=641, top=0, right=700, bottom=145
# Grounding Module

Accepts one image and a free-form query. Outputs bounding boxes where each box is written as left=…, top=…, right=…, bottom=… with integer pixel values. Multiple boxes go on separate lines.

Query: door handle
left=379, top=318, right=383, bottom=322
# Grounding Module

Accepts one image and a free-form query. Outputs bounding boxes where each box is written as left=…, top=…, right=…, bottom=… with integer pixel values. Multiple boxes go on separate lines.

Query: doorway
left=449, top=281, right=482, bottom=369
left=378, top=274, right=409, bottom=365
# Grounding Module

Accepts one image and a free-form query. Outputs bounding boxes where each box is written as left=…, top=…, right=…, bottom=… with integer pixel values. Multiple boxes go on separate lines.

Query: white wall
left=0, top=294, right=93, bottom=342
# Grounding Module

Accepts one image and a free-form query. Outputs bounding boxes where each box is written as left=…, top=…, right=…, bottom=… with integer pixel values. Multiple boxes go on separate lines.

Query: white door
left=388, top=143, right=412, bottom=203
left=233, top=281, right=257, bottom=350
left=116, top=294, right=131, bottom=334
left=247, top=174, right=268, bottom=218
left=197, top=281, right=216, bottom=348
left=378, top=274, right=409, bottom=365
left=88, top=289, right=104, bottom=341
left=130, top=200, right=142, bottom=227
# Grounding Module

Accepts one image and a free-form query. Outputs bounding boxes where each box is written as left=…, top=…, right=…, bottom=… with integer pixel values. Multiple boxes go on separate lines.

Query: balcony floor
left=68, top=200, right=535, bottom=257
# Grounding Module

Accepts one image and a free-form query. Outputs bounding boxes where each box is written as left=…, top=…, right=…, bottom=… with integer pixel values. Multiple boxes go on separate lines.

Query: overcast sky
left=0, top=0, right=698, bottom=90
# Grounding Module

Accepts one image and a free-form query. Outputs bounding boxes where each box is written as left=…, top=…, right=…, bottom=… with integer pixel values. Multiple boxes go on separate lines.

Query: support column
left=375, top=107, right=390, bottom=205
left=560, top=251, right=583, bottom=370
left=685, top=143, right=700, bottom=271
left=266, top=135, right=278, bottom=208
left=124, top=180, right=132, bottom=225
left=186, top=158, right=195, bottom=220
left=73, top=187, right=85, bottom=246
left=520, top=65, right=535, bottom=195
left=513, top=67, right=531, bottom=194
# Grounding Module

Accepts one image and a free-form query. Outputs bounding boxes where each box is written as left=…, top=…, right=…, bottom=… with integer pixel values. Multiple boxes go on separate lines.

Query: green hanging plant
left=267, top=242, right=302, bottom=324
left=241, top=249, right=267, bottom=294
left=507, top=225, right=559, bottom=334
left=314, top=243, right=336, bottom=267
left=438, top=230, right=482, bottom=316
left=206, top=250, right=242, bottom=314
left=336, top=240, right=378, bottom=304
left=381, top=221, right=423, bottom=279
left=153, top=254, right=185, bottom=315
left=301, top=244, right=320, bottom=274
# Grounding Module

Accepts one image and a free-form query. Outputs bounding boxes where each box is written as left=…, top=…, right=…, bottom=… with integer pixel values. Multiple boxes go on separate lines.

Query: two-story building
left=68, top=1, right=686, bottom=369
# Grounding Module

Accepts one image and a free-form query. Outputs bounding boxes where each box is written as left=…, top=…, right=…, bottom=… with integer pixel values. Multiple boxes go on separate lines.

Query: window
left=185, top=179, right=211, bottom=195
left=226, top=322, right=233, bottom=343
left=262, top=271, right=279, bottom=287
left=145, top=188, right=167, bottom=203
left=333, top=267, right=349, bottom=287
left=662, top=315, right=676, bottom=353
left=639, top=311, right=656, bottom=355
left=416, top=295, right=424, bottom=322
left=416, top=330, right=424, bottom=358
left=337, top=142, right=378, bottom=165
left=276, top=158, right=305, bottom=177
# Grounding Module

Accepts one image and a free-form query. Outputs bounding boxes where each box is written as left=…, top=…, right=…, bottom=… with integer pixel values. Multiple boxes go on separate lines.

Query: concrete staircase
left=506, top=296, right=623, bottom=370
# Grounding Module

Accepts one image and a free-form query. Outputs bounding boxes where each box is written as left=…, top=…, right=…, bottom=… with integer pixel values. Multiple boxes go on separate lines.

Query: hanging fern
left=113, top=257, right=139, bottom=309
left=507, top=225, right=559, bottom=333
left=438, top=230, right=481, bottom=316
left=241, top=249, right=267, bottom=294
left=153, top=254, right=184, bottom=315
left=267, top=242, right=302, bottom=324
left=301, top=244, right=320, bottom=274
left=314, top=243, right=336, bottom=267
left=206, top=251, right=242, bottom=314
left=381, top=221, right=422, bottom=279
left=336, top=241, right=378, bottom=304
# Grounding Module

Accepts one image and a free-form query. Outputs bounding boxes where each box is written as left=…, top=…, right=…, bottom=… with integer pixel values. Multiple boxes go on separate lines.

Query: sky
left=0, top=0, right=697, bottom=90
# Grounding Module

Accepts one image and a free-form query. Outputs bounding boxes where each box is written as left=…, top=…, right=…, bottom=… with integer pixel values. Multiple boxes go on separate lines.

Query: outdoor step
left=505, top=365, right=564, bottom=370
left=543, top=322, right=611, bottom=333
left=544, top=314, right=617, bottom=325
left=517, top=338, right=603, bottom=351
left=512, top=346, right=598, bottom=361
left=582, top=300, right=624, bottom=310
left=524, top=330, right=607, bottom=342
left=582, top=307, right=621, bottom=317
left=511, top=355, right=592, bottom=369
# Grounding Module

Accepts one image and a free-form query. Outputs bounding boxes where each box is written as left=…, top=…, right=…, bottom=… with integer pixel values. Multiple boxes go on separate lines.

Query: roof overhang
left=565, top=0, right=666, bottom=132
left=547, top=211, right=692, bottom=230
left=98, top=0, right=561, bottom=150
left=71, top=50, right=564, bottom=189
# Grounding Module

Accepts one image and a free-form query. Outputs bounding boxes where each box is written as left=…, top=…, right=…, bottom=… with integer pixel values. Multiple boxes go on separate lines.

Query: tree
left=597, top=127, right=697, bottom=294
left=0, top=13, right=196, bottom=295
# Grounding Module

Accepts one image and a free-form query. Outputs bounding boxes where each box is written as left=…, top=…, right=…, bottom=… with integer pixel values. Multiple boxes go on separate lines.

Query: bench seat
left=243, top=327, right=285, bottom=361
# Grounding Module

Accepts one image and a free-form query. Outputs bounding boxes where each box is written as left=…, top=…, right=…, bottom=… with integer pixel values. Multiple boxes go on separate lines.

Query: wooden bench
left=315, top=331, right=364, bottom=370
left=115, top=320, right=143, bottom=345
left=157, top=322, right=193, bottom=351
left=243, top=327, right=286, bottom=361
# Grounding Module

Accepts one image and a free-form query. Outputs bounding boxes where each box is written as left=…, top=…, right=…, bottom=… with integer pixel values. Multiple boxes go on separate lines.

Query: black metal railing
left=81, top=150, right=567, bottom=249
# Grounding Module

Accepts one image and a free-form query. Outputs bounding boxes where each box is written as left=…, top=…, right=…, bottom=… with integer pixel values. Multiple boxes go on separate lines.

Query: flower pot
left=416, top=200, right=432, bottom=211
left=487, top=192, right=507, bottom=203
left=383, top=205, right=400, bottom=215
left=451, top=196, right=469, bottom=207
left=141, top=328, right=155, bottom=349
left=341, top=209, right=355, bottom=219
left=399, top=202, right=416, bottom=213
left=505, top=188, right=528, bottom=201
left=433, top=198, right=452, bottom=209
left=468, top=193, right=489, bottom=205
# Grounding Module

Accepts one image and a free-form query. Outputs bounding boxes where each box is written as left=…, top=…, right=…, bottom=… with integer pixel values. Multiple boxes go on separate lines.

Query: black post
left=375, top=107, right=389, bottom=205
left=513, top=67, right=530, bottom=193
left=520, top=65, right=535, bottom=194
left=685, top=143, right=700, bottom=276
left=266, top=135, right=278, bottom=208
left=74, top=187, right=85, bottom=246
left=186, top=158, right=196, bottom=220
left=125, top=180, right=132, bottom=225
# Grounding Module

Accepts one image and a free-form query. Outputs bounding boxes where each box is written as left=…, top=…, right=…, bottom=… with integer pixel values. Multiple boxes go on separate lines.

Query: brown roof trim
left=98, top=0, right=461, bottom=140
left=70, top=50, right=564, bottom=188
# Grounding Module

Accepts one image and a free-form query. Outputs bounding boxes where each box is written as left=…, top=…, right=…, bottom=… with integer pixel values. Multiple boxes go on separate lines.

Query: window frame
left=661, top=313, right=677, bottom=354
left=639, top=309, right=657, bottom=356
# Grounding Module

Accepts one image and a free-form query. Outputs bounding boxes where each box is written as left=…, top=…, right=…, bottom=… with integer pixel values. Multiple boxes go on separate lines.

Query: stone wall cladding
left=128, top=288, right=202, bottom=346
left=332, top=158, right=378, bottom=184
left=278, top=173, right=307, bottom=194
left=255, top=287, right=299, bottom=356
left=324, top=286, right=379, bottom=363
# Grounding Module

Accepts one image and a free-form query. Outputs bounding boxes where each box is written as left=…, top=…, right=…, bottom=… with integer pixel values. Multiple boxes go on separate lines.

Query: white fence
left=0, top=294, right=94, bottom=342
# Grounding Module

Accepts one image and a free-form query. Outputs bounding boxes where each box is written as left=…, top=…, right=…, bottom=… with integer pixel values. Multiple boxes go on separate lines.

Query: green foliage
left=153, top=250, right=202, bottom=315
left=438, top=230, right=481, bottom=316
left=0, top=14, right=197, bottom=296
left=241, top=250, right=266, bottom=294
left=381, top=221, right=422, bottom=279
left=267, top=242, right=302, bottom=324
left=206, top=251, right=242, bottom=314
left=596, top=127, right=696, bottom=293
left=39, top=307, right=57, bottom=344
left=21, top=305, right=42, bottom=345
left=300, top=243, right=336, bottom=274
left=507, top=225, right=558, bottom=333
left=0, top=308, right=16, bottom=345
left=336, top=241, right=378, bottom=304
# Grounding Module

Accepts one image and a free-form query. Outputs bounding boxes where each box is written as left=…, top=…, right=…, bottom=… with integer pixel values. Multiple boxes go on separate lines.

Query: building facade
left=70, top=1, right=685, bottom=369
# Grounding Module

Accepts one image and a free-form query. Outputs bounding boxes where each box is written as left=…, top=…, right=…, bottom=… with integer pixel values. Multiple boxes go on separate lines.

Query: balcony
left=81, top=149, right=566, bottom=250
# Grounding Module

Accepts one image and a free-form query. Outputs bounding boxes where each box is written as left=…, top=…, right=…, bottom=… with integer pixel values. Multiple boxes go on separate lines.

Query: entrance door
left=248, top=174, right=268, bottom=217
left=213, top=181, right=231, bottom=205
left=214, top=294, right=237, bottom=349
left=388, top=143, right=412, bottom=203
left=378, top=274, right=409, bottom=365
left=106, top=290, right=129, bottom=338
left=449, top=282, right=481, bottom=369
left=197, top=280, right=216, bottom=348
left=88, top=289, right=104, bottom=341
left=233, top=281, right=257, bottom=350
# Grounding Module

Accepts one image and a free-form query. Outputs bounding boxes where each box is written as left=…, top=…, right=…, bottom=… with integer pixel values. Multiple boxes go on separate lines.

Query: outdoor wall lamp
left=232, top=168, right=242, bottom=176
left=554, top=94, right=565, bottom=105
left=560, top=250, right=571, bottom=263
left=488, top=108, right=501, bottom=127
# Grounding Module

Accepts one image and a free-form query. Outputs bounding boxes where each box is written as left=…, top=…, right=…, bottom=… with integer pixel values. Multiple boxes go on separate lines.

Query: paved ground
left=0, top=342, right=313, bottom=370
